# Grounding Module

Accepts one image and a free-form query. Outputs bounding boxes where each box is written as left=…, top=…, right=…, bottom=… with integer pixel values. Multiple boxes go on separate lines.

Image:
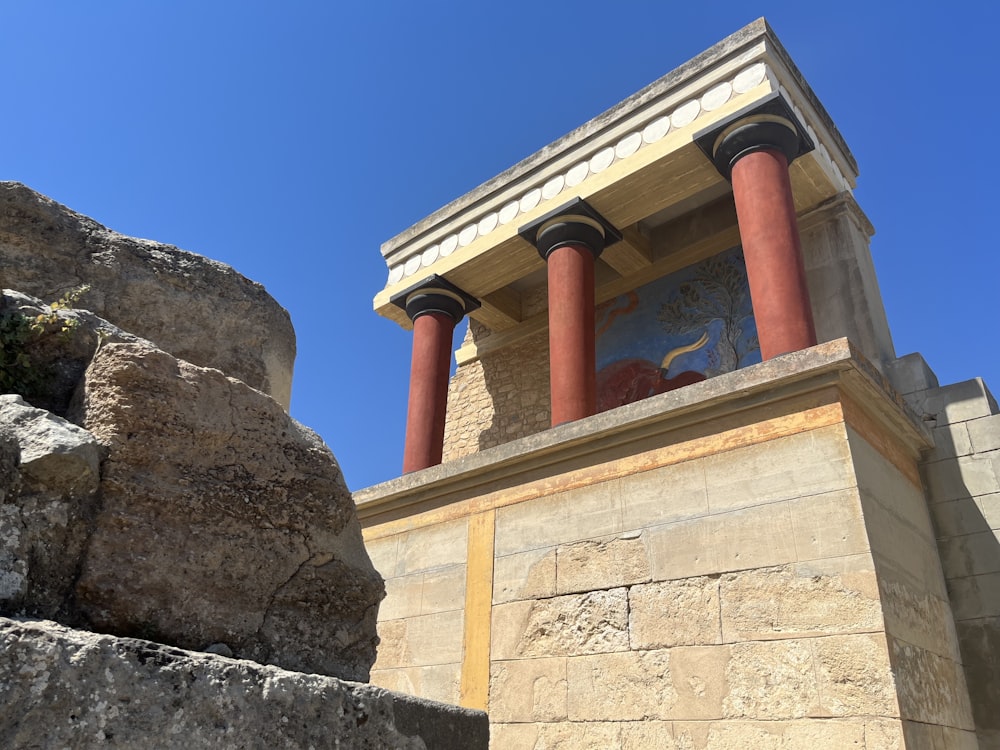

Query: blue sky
left=2, top=2, right=997, bottom=489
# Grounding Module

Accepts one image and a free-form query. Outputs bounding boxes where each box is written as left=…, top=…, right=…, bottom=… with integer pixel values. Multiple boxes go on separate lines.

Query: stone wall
left=367, top=517, right=470, bottom=705
left=360, top=341, right=978, bottom=748
left=442, top=323, right=550, bottom=462
left=889, top=355, right=1000, bottom=749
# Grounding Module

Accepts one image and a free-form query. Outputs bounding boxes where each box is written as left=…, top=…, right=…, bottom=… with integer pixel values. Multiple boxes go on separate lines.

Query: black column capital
left=694, top=93, right=814, bottom=180
left=518, top=197, right=622, bottom=261
left=390, top=274, right=481, bottom=323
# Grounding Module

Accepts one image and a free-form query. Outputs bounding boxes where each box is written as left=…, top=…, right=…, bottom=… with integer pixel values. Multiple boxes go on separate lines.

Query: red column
left=730, top=147, right=816, bottom=360
left=547, top=244, right=597, bottom=426
left=402, top=310, right=455, bottom=474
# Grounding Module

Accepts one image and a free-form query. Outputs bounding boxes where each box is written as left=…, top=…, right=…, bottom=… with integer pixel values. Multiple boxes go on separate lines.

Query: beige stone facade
left=358, top=342, right=982, bottom=747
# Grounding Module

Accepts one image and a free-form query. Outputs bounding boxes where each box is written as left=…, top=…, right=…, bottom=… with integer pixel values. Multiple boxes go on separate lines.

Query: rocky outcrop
left=68, top=341, right=383, bottom=680
left=0, top=617, right=489, bottom=750
left=0, top=395, right=100, bottom=619
left=0, top=182, right=295, bottom=407
left=0, top=290, right=149, bottom=417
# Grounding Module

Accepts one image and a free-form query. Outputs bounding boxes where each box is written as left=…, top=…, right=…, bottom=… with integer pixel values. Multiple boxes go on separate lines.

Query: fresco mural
left=595, top=246, right=761, bottom=412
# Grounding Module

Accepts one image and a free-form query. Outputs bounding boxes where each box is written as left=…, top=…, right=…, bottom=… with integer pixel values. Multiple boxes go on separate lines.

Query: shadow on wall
left=916, top=378, right=1000, bottom=748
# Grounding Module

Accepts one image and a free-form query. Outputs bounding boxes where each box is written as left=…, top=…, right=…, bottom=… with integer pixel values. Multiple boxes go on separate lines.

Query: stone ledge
left=0, top=617, right=488, bottom=750
left=356, top=338, right=931, bottom=527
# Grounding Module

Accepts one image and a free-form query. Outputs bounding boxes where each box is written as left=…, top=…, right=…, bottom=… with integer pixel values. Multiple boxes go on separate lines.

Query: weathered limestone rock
left=0, top=395, right=100, bottom=618
left=0, top=617, right=489, bottom=750
left=72, top=341, right=383, bottom=680
left=0, top=289, right=150, bottom=416
left=0, top=182, right=295, bottom=407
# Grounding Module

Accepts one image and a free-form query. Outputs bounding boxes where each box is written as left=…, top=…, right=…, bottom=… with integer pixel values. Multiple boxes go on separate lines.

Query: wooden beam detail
left=474, top=286, right=523, bottom=331
left=602, top=225, right=652, bottom=277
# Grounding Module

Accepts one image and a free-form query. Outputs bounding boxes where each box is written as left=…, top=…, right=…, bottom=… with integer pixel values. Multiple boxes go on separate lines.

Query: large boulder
left=0, top=617, right=489, bottom=749
left=0, top=395, right=100, bottom=620
left=0, top=182, right=295, bottom=407
left=70, top=341, right=383, bottom=681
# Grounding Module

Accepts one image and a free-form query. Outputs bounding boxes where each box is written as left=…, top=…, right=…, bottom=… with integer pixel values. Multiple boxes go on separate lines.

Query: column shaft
left=402, top=311, right=454, bottom=473
left=547, top=243, right=597, bottom=426
left=730, top=147, right=817, bottom=360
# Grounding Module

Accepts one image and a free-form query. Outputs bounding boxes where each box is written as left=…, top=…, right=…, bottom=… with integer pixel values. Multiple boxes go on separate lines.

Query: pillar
left=699, top=96, right=817, bottom=360
left=520, top=199, right=620, bottom=426
left=392, top=276, right=479, bottom=473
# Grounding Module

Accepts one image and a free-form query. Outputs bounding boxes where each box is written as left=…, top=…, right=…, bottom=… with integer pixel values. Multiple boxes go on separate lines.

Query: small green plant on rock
left=0, top=285, right=90, bottom=398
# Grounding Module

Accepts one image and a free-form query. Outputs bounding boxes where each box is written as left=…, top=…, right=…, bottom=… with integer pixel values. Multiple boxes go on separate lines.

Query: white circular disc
left=670, top=100, right=701, bottom=128
left=421, top=245, right=439, bottom=266
left=615, top=132, right=642, bottom=159
left=388, top=265, right=404, bottom=284
left=701, top=82, right=732, bottom=111
left=642, top=116, right=670, bottom=144
left=566, top=161, right=589, bottom=186
left=589, top=147, right=615, bottom=173
left=519, top=188, right=541, bottom=213
left=458, top=224, right=478, bottom=246
left=440, top=234, right=458, bottom=256
left=498, top=201, right=520, bottom=224
left=478, top=212, right=498, bottom=236
left=733, top=62, right=766, bottom=93
left=542, top=175, right=565, bottom=200
left=404, top=255, right=421, bottom=276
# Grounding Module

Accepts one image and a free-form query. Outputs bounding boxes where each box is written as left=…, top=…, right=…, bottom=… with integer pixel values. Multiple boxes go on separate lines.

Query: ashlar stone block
left=924, top=455, right=1000, bottom=505
left=723, top=639, right=819, bottom=719
left=889, top=636, right=974, bottom=729
left=647, top=501, right=797, bottom=582
left=491, top=721, right=625, bottom=750
left=491, top=589, right=629, bottom=660
left=720, top=564, right=881, bottom=643
left=492, top=547, right=556, bottom=605
left=701, top=426, right=854, bottom=514
left=629, top=576, right=721, bottom=649
left=787, top=487, right=870, bottom=562
left=968, top=415, right=1000, bottom=454
left=813, top=634, right=897, bottom=717
left=489, top=657, right=568, bottom=723
left=566, top=649, right=676, bottom=721
left=555, top=534, right=650, bottom=594
left=673, top=718, right=868, bottom=749
left=494, top=481, right=622, bottom=557
left=619, top=459, right=708, bottom=531
left=369, top=663, right=461, bottom=706
left=395, top=518, right=468, bottom=577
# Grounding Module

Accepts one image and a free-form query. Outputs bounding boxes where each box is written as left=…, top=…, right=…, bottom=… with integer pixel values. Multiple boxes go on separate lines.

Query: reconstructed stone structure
left=358, top=19, right=999, bottom=749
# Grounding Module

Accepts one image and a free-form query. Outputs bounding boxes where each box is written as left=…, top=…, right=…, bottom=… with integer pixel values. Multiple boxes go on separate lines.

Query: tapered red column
left=392, top=276, right=479, bottom=473
left=547, top=243, right=597, bottom=425
left=702, top=100, right=817, bottom=361
left=403, top=310, right=454, bottom=473
left=730, top=147, right=816, bottom=359
left=520, top=199, right=621, bottom=427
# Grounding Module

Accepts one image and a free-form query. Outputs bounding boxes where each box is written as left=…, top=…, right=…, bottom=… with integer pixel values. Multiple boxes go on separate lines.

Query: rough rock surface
left=0, top=181, right=295, bottom=407
left=71, top=341, right=383, bottom=680
left=0, top=289, right=150, bottom=416
left=0, top=395, right=100, bottom=619
left=0, top=617, right=489, bottom=750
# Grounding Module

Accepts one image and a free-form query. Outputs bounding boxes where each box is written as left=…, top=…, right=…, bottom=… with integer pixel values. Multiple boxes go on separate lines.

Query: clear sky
left=2, top=2, right=997, bottom=490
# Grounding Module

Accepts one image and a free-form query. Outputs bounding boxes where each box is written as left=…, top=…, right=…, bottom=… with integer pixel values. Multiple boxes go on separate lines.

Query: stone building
left=356, top=19, right=999, bottom=749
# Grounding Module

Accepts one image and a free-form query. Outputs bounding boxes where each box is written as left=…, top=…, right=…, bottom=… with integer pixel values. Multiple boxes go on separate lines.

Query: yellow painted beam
left=459, top=510, right=495, bottom=711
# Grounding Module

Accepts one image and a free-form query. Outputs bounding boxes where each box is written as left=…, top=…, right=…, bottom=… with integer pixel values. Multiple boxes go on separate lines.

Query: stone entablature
left=374, top=18, right=856, bottom=336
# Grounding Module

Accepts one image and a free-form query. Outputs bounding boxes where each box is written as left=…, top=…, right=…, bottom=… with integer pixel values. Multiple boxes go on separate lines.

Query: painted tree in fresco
left=657, top=251, right=759, bottom=375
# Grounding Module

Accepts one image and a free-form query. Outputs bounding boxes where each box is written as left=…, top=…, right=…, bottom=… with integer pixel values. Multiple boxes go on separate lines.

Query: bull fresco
left=595, top=246, right=760, bottom=412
